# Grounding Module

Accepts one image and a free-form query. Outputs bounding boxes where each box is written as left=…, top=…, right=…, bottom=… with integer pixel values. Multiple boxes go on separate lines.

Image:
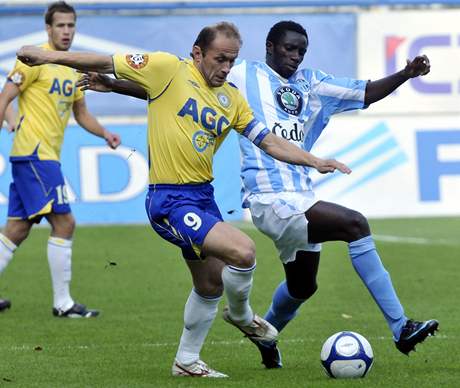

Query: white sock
left=175, top=289, right=221, bottom=365
left=222, top=264, right=255, bottom=325
left=47, top=237, right=74, bottom=311
left=0, top=233, right=16, bottom=273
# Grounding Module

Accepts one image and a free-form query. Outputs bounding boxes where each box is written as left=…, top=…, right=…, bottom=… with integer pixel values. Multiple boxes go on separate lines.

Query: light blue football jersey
left=227, top=60, right=367, bottom=205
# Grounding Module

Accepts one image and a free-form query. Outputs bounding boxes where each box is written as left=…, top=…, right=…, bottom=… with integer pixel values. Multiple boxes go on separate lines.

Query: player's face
left=193, top=34, right=240, bottom=87
left=46, top=12, right=76, bottom=51
left=267, top=30, right=307, bottom=78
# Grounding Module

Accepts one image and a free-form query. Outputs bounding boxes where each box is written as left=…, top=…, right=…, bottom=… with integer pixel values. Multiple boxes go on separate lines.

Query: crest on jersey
left=9, top=70, right=25, bottom=86
left=192, top=130, right=216, bottom=152
left=126, top=54, right=149, bottom=69
left=217, top=92, right=230, bottom=108
left=295, top=79, right=311, bottom=94
left=275, top=86, right=303, bottom=116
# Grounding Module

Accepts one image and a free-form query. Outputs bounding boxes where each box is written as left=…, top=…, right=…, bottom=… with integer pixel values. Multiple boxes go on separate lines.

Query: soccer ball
left=320, top=331, right=374, bottom=378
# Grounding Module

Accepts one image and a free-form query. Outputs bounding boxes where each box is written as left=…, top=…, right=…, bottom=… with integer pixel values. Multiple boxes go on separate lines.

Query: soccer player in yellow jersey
left=16, top=22, right=350, bottom=377
left=0, top=1, right=120, bottom=317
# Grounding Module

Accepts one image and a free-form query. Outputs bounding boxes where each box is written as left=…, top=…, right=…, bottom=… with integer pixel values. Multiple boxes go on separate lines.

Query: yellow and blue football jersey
left=8, top=43, right=84, bottom=161
left=113, top=51, right=268, bottom=184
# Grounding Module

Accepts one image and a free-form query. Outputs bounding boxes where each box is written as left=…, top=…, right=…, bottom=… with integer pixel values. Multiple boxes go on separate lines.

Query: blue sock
left=265, top=281, right=306, bottom=334
left=349, top=235, right=407, bottom=340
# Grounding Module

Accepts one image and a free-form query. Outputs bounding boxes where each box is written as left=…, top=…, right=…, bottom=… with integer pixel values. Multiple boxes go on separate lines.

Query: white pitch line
left=373, top=234, right=458, bottom=246
left=2, top=335, right=448, bottom=352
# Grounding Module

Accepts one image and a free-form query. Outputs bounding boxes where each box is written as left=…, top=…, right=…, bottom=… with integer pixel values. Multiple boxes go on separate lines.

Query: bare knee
left=345, top=210, right=370, bottom=242
left=287, top=280, right=318, bottom=300
left=3, top=220, right=32, bottom=246
left=230, top=239, right=256, bottom=269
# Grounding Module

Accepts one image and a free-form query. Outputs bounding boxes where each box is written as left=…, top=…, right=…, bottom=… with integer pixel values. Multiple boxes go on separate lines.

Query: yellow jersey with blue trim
left=113, top=51, right=269, bottom=184
left=7, top=43, right=84, bottom=161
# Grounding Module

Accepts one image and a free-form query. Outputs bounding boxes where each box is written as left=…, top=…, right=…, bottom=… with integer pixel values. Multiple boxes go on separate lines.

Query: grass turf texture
left=0, top=217, right=458, bottom=387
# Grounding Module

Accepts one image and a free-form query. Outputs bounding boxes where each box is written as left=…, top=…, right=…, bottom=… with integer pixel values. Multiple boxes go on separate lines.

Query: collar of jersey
left=41, top=43, right=54, bottom=51
left=260, top=61, right=292, bottom=84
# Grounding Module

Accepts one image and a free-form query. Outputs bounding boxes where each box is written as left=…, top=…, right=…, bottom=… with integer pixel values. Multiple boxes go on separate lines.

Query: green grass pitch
left=0, top=217, right=458, bottom=387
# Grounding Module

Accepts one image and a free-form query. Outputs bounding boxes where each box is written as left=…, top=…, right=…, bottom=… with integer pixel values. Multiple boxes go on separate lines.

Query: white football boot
left=172, top=359, right=228, bottom=378
left=222, top=306, right=278, bottom=342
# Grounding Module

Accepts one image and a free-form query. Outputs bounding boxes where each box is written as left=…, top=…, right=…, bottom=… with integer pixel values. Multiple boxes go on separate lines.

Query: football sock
left=47, top=237, right=74, bottom=311
left=265, top=281, right=305, bottom=333
left=349, top=235, right=407, bottom=340
left=176, top=289, right=221, bottom=365
left=0, top=233, right=16, bottom=273
left=221, top=264, right=255, bottom=325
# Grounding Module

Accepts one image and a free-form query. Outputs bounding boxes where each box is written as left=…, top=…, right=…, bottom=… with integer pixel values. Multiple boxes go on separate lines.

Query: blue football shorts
left=145, top=182, right=223, bottom=260
left=8, top=160, right=71, bottom=222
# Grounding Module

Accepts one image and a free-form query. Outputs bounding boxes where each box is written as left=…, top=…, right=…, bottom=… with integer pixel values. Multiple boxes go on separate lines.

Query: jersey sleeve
left=232, top=92, right=269, bottom=147
left=7, top=59, right=40, bottom=92
left=312, top=69, right=367, bottom=116
left=112, top=51, right=181, bottom=99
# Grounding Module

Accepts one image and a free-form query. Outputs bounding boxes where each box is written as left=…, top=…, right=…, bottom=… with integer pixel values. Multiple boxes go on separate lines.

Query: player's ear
left=266, top=41, right=274, bottom=57
left=192, top=45, right=203, bottom=63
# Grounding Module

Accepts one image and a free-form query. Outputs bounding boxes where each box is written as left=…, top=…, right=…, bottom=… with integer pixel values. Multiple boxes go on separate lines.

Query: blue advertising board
left=0, top=13, right=357, bottom=116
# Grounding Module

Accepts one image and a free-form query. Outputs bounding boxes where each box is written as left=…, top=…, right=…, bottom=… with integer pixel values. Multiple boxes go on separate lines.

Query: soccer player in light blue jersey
left=225, top=20, right=438, bottom=367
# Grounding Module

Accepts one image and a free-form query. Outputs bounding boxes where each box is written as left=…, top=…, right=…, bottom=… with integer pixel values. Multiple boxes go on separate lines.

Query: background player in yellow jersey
left=0, top=1, right=120, bottom=317
left=16, top=22, right=350, bottom=377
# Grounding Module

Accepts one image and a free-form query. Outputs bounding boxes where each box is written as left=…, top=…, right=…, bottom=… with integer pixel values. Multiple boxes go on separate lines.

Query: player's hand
left=17, top=46, right=48, bottom=66
left=104, top=131, right=121, bottom=149
left=403, top=55, right=430, bottom=78
left=315, top=158, right=351, bottom=175
left=77, top=72, right=113, bottom=93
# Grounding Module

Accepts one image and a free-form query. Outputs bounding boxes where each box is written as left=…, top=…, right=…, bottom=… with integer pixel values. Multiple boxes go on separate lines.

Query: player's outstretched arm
left=0, top=82, right=20, bottom=132
left=72, top=98, right=120, bottom=149
left=259, top=132, right=351, bottom=174
left=77, top=73, right=147, bottom=100
left=17, top=46, right=114, bottom=73
left=364, top=55, right=430, bottom=105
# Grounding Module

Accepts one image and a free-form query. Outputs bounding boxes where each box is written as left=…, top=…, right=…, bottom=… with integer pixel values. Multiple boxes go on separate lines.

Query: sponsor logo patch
left=192, top=130, right=216, bottom=152
left=126, top=54, right=149, bottom=69
left=9, top=70, right=25, bottom=86
left=275, top=86, right=303, bottom=116
left=217, top=92, right=231, bottom=108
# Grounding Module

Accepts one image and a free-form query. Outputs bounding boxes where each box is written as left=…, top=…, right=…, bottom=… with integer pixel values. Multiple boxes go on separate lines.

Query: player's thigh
left=306, top=201, right=370, bottom=243
left=186, top=255, right=225, bottom=297
left=45, top=212, right=76, bottom=239
left=202, top=222, right=255, bottom=268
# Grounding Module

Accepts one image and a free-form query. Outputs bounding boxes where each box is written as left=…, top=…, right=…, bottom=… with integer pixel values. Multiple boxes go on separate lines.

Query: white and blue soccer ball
left=320, top=331, right=374, bottom=379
